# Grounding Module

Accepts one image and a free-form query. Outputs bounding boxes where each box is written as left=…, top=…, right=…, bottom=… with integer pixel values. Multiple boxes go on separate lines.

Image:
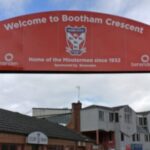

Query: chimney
left=67, top=101, right=82, bottom=133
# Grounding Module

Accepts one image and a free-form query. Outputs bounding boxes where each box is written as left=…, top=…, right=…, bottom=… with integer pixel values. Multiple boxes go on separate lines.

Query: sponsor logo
left=0, top=52, right=19, bottom=66
left=65, top=26, right=87, bottom=56
left=131, top=54, right=150, bottom=67
left=141, top=54, right=149, bottom=63
left=4, top=53, right=14, bottom=62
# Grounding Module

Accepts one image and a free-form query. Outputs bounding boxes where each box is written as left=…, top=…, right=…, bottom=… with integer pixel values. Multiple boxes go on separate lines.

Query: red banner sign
left=0, top=11, right=149, bottom=72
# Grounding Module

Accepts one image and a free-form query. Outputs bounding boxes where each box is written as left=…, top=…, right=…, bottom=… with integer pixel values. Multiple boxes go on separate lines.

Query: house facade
left=0, top=108, right=93, bottom=150
left=33, top=103, right=150, bottom=150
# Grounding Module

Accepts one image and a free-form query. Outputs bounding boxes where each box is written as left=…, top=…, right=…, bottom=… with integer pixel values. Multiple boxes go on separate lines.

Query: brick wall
left=67, top=102, right=81, bottom=133
left=0, top=133, right=93, bottom=150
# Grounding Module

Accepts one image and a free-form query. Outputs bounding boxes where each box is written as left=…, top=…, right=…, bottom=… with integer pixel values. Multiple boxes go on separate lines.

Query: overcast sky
left=0, top=0, right=150, bottom=115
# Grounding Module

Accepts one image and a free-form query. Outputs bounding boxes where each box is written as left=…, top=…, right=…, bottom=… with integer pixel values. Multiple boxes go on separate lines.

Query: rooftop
left=0, top=108, right=90, bottom=142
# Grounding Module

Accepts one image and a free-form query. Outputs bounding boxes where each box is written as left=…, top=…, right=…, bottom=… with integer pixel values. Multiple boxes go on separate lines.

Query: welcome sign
left=0, top=11, right=149, bottom=72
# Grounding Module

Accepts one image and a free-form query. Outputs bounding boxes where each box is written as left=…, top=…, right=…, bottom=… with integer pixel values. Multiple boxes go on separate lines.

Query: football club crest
left=65, top=26, right=87, bottom=56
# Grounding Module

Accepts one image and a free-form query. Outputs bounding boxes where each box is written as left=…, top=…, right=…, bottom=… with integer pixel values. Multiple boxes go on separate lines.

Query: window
left=146, top=134, right=150, bottom=142
left=139, top=117, right=147, bottom=126
left=109, top=132, right=113, bottom=141
left=132, top=134, right=140, bottom=142
left=124, top=113, right=131, bottom=123
left=115, top=113, right=119, bottom=122
left=124, top=107, right=132, bottom=123
left=121, top=132, right=124, bottom=141
left=1, top=145, right=8, bottom=150
left=132, top=134, right=135, bottom=142
left=48, top=145, right=64, bottom=150
left=139, top=117, right=143, bottom=125
left=32, top=145, right=39, bottom=150
left=109, top=112, right=119, bottom=122
left=137, top=134, right=140, bottom=141
left=99, top=111, right=104, bottom=121
left=1, top=145, right=17, bottom=150
left=109, top=113, right=114, bottom=122
left=144, top=117, right=147, bottom=125
left=10, top=145, right=16, bottom=150
left=145, top=135, right=148, bottom=142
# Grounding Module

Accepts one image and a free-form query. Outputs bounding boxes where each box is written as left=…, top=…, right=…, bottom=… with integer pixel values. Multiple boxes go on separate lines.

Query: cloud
left=90, top=0, right=150, bottom=24
left=50, top=0, right=150, bottom=24
left=90, top=0, right=124, bottom=14
left=1, top=0, right=149, bottom=24
left=0, top=0, right=32, bottom=19
left=124, top=0, right=150, bottom=24
left=0, top=74, right=150, bottom=114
